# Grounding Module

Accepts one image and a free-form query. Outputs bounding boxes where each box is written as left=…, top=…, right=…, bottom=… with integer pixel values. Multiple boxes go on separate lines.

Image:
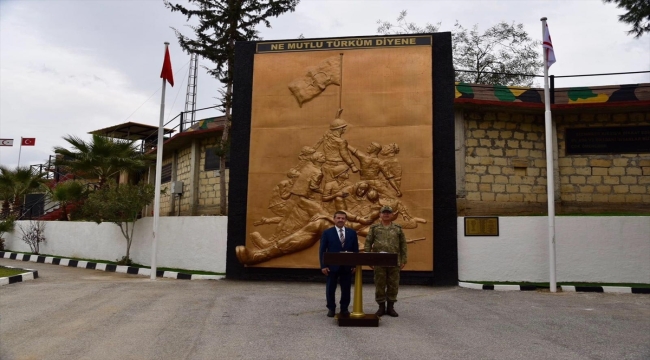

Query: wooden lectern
left=323, top=252, right=398, bottom=327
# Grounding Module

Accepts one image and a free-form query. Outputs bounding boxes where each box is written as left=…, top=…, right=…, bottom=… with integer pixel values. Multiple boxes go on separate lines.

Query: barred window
left=161, top=163, right=172, bottom=183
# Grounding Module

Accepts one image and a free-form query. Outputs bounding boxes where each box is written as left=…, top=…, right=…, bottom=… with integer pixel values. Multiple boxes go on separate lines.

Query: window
left=205, top=148, right=230, bottom=171
left=161, top=163, right=172, bottom=183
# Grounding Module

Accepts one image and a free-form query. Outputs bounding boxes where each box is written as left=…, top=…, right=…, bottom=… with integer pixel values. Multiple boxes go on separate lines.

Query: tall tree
left=81, top=181, right=156, bottom=265
left=377, top=10, right=542, bottom=86
left=53, top=134, right=153, bottom=188
left=165, top=0, right=299, bottom=215
left=604, top=0, right=650, bottom=37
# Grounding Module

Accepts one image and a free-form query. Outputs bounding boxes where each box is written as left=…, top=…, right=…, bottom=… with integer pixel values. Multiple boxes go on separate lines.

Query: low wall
left=4, top=217, right=228, bottom=273
left=458, top=216, right=650, bottom=283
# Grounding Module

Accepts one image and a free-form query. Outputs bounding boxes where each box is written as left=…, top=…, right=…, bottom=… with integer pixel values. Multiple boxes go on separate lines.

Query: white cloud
left=0, top=7, right=163, bottom=168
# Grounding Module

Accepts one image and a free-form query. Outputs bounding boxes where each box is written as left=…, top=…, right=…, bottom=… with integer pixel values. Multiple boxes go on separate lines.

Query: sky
left=1, top=0, right=648, bottom=169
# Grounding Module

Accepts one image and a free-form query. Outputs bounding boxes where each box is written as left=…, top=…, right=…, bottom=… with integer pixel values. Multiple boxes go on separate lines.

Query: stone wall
left=556, top=112, right=650, bottom=205
left=458, top=108, right=650, bottom=215
left=196, top=137, right=229, bottom=215
left=146, top=136, right=230, bottom=217
left=158, top=157, right=173, bottom=216
left=464, top=111, right=549, bottom=207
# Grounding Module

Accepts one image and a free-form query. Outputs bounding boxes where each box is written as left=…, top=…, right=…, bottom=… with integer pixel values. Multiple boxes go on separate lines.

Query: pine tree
left=604, top=0, right=650, bottom=38
left=165, top=0, right=299, bottom=215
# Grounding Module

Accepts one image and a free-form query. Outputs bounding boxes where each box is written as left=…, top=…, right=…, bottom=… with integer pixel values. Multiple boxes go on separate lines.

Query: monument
left=227, top=33, right=457, bottom=285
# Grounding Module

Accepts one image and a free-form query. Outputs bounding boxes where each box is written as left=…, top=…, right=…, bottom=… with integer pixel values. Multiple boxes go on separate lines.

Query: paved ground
left=1, top=258, right=649, bottom=360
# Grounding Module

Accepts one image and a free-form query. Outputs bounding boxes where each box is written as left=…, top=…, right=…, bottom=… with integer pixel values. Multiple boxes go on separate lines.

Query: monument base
left=336, top=314, right=380, bottom=327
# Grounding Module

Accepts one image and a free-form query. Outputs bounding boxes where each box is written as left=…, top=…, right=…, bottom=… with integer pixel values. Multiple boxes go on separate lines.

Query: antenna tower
left=183, top=53, right=199, bottom=129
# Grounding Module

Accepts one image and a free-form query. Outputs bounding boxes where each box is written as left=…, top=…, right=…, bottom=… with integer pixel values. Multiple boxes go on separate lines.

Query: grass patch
left=462, top=280, right=650, bottom=288
left=0, top=266, right=29, bottom=278
left=3, top=250, right=224, bottom=276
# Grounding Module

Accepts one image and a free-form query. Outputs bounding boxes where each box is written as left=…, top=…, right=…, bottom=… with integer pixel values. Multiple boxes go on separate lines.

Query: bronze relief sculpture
left=238, top=48, right=432, bottom=267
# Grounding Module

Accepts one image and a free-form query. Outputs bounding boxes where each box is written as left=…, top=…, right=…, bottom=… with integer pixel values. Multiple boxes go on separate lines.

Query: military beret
left=380, top=205, right=393, bottom=213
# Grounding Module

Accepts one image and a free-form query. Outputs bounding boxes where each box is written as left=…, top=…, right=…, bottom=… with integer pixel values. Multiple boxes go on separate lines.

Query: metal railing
left=136, top=106, right=222, bottom=153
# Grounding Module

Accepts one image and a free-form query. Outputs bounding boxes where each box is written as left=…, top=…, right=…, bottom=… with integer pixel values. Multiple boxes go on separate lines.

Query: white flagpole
left=541, top=17, right=557, bottom=293
left=17, top=137, right=23, bottom=167
left=151, top=42, right=169, bottom=280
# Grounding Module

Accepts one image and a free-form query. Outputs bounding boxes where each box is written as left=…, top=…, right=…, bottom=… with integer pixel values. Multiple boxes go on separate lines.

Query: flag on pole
left=160, top=47, right=174, bottom=87
left=543, top=23, right=556, bottom=68
left=21, top=138, right=36, bottom=146
left=0, top=139, right=13, bottom=146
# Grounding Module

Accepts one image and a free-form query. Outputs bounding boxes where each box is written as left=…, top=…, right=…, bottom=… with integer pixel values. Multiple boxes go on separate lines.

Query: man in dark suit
left=319, top=210, right=359, bottom=318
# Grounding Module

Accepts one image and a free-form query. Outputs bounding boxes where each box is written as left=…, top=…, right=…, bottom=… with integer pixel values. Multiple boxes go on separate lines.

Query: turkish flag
left=160, top=47, right=174, bottom=87
left=21, top=138, right=36, bottom=146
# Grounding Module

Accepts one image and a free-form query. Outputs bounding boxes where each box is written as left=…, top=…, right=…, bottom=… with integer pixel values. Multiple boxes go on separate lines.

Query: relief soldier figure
left=348, top=142, right=402, bottom=197
left=380, top=143, right=402, bottom=188
left=314, top=118, right=359, bottom=183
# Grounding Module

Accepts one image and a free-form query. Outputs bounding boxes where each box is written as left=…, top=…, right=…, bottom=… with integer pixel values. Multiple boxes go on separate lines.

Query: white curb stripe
left=1, top=252, right=223, bottom=281
left=602, top=286, right=632, bottom=293
left=459, top=281, right=484, bottom=289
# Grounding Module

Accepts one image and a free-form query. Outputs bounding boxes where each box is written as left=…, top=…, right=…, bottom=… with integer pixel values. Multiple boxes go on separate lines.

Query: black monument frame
left=227, top=33, right=457, bottom=285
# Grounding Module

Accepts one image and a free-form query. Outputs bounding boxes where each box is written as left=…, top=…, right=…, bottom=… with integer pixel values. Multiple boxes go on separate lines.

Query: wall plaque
left=565, top=126, right=650, bottom=155
left=464, top=217, right=499, bottom=236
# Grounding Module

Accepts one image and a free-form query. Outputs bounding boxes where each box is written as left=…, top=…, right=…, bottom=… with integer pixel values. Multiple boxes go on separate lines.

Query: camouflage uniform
left=364, top=222, right=407, bottom=303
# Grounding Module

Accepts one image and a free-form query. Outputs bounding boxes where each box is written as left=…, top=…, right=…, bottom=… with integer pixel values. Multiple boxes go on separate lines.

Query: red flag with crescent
left=21, top=138, right=36, bottom=146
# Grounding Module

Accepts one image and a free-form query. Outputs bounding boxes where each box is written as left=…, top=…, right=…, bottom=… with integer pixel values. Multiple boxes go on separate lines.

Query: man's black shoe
left=339, top=311, right=350, bottom=317
left=327, top=309, right=335, bottom=317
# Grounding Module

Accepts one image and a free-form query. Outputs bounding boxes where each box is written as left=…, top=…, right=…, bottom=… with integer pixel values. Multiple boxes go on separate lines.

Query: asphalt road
left=1, top=258, right=649, bottom=360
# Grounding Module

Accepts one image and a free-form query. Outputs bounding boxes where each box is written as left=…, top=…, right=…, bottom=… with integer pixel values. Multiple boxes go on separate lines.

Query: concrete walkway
left=1, top=259, right=649, bottom=360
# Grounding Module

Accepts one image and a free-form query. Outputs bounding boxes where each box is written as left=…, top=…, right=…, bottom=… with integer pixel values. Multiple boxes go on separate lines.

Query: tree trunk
left=219, top=24, right=236, bottom=216
left=125, top=222, right=131, bottom=260
left=59, top=202, right=68, bottom=221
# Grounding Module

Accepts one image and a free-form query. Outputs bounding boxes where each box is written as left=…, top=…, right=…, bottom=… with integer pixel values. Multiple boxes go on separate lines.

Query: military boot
left=375, top=302, right=386, bottom=317
left=387, top=302, right=399, bottom=317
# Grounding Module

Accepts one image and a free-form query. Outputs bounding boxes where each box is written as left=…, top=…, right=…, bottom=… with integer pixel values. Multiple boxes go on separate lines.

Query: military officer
left=364, top=205, right=407, bottom=317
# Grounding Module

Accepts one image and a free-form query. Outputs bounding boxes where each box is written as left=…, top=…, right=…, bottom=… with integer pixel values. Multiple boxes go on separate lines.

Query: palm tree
left=53, top=134, right=153, bottom=188
left=47, top=180, right=85, bottom=221
left=0, top=166, right=48, bottom=217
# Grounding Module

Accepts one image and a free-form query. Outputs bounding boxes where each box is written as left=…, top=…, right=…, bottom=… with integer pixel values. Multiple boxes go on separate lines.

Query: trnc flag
left=21, top=138, right=36, bottom=146
left=160, top=47, right=174, bottom=87
left=0, top=139, right=14, bottom=146
left=288, top=56, right=341, bottom=107
left=543, top=23, right=556, bottom=68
